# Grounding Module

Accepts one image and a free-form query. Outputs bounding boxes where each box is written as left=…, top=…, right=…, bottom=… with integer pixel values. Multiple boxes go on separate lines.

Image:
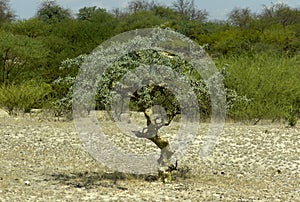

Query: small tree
left=36, top=0, right=72, bottom=23
left=96, top=50, right=205, bottom=171
left=260, top=3, right=300, bottom=27
left=126, top=0, right=155, bottom=13
left=58, top=29, right=245, bottom=182
left=227, top=7, right=256, bottom=29
left=61, top=49, right=209, bottom=182
left=0, top=0, right=15, bottom=24
left=77, top=6, right=98, bottom=21
left=77, top=7, right=113, bottom=22
left=172, top=0, right=208, bottom=21
left=0, top=31, right=48, bottom=84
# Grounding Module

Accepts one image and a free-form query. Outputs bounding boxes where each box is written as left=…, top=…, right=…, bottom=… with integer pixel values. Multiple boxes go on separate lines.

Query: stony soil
left=0, top=110, right=299, bottom=201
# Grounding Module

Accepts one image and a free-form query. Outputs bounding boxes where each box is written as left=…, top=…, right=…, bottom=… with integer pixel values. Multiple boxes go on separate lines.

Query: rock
left=0, top=109, right=9, bottom=118
left=30, top=109, right=43, bottom=114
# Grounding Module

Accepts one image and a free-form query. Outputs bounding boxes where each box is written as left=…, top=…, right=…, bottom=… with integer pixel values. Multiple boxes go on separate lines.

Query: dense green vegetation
left=0, top=0, right=299, bottom=125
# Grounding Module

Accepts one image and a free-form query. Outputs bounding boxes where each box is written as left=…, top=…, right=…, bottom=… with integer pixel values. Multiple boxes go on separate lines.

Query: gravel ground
left=0, top=110, right=299, bottom=201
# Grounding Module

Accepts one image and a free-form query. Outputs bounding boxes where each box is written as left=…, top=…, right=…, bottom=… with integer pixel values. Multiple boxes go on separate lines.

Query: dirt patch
left=0, top=113, right=299, bottom=201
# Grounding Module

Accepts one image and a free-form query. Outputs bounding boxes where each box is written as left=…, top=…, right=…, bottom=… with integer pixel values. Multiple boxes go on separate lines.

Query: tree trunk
left=143, top=108, right=175, bottom=182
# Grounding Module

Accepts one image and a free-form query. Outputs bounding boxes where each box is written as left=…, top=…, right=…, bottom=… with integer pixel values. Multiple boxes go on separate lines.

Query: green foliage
left=0, top=0, right=15, bottom=24
left=172, top=19, right=206, bottom=39
left=115, top=10, right=165, bottom=32
left=287, top=114, right=297, bottom=127
left=79, top=9, right=117, bottom=44
left=0, top=81, right=52, bottom=114
left=127, top=0, right=152, bottom=13
left=0, top=1, right=298, bottom=124
left=152, top=5, right=179, bottom=21
left=95, top=50, right=193, bottom=115
left=3, top=18, right=50, bottom=38
left=77, top=6, right=98, bottom=21
left=261, top=24, right=299, bottom=55
left=218, top=53, right=300, bottom=121
left=55, top=48, right=243, bottom=121
left=210, top=28, right=261, bottom=55
left=260, top=2, right=300, bottom=27
left=36, top=0, right=72, bottom=23
left=78, top=7, right=114, bottom=24
left=172, top=0, right=208, bottom=21
left=51, top=55, right=86, bottom=117
left=227, top=7, right=255, bottom=29
left=0, top=30, right=48, bottom=84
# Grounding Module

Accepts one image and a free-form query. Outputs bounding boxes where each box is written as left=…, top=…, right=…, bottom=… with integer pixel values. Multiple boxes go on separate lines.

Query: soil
left=0, top=111, right=299, bottom=201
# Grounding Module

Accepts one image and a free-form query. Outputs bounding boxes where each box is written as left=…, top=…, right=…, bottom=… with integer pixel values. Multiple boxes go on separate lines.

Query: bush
left=218, top=53, right=300, bottom=122
left=0, top=81, right=52, bottom=114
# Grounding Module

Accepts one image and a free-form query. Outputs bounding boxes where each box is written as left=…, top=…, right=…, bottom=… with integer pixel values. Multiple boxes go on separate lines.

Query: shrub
left=0, top=81, right=52, bottom=114
left=218, top=53, right=300, bottom=122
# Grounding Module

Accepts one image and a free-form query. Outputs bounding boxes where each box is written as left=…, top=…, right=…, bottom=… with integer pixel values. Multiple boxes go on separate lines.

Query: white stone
left=0, top=109, right=9, bottom=118
left=24, top=180, right=31, bottom=186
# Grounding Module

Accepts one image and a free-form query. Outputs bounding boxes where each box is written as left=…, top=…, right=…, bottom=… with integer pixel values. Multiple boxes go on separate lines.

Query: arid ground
left=0, top=110, right=299, bottom=201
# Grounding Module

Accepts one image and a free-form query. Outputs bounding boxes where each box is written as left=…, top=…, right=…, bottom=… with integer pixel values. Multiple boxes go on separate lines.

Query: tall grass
left=217, top=53, right=300, bottom=122
left=0, top=81, right=52, bottom=114
left=0, top=53, right=298, bottom=124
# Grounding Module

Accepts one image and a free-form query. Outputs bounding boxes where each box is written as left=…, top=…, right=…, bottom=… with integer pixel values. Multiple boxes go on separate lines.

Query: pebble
left=0, top=114, right=299, bottom=201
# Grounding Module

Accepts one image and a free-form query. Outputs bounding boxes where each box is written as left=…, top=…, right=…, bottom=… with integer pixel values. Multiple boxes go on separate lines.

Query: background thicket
left=0, top=0, right=299, bottom=124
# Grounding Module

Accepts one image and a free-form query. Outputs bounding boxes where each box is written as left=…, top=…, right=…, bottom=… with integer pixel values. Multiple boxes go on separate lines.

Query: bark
left=143, top=109, right=174, bottom=167
left=133, top=108, right=176, bottom=182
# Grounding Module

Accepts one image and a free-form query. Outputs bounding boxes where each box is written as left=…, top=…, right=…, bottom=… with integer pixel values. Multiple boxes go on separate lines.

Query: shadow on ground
left=49, top=171, right=158, bottom=190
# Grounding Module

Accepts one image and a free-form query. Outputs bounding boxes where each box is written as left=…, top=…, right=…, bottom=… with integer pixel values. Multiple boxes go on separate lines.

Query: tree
left=76, top=8, right=117, bottom=47
left=111, top=8, right=126, bottom=18
left=151, top=4, right=179, bottom=20
left=77, top=6, right=97, bottom=21
left=227, top=7, right=255, bottom=29
left=260, top=3, right=300, bottom=27
left=189, top=8, right=208, bottom=21
left=55, top=41, right=248, bottom=181
left=172, top=0, right=191, bottom=16
left=4, top=18, right=50, bottom=38
left=58, top=49, right=209, bottom=181
left=115, top=10, right=165, bottom=32
left=77, top=7, right=114, bottom=25
left=0, top=0, right=15, bottom=24
left=127, top=0, right=153, bottom=13
left=56, top=41, right=238, bottom=182
left=77, top=6, right=112, bottom=21
left=0, top=31, right=48, bottom=84
left=172, top=0, right=208, bottom=21
left=36, top=0, right=72, bottom=23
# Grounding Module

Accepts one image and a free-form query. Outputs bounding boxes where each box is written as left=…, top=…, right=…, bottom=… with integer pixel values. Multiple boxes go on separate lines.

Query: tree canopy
left=0, top=0, right=15, bottom=24
left=36, top=0, right=72, bottom=23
